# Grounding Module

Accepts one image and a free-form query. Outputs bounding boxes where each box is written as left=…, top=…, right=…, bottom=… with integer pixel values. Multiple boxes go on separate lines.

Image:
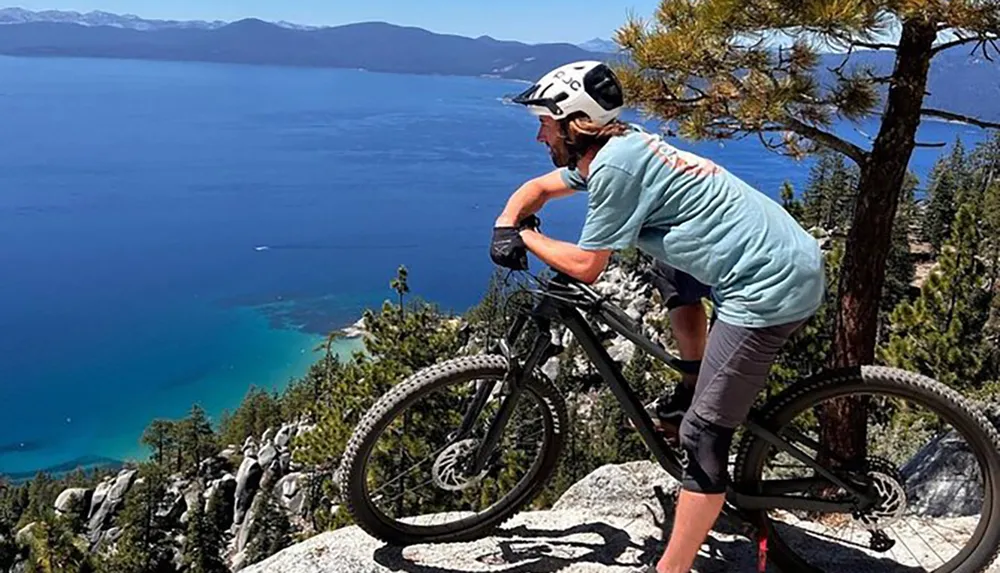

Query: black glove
left=490, top=227, right=529, bottom=270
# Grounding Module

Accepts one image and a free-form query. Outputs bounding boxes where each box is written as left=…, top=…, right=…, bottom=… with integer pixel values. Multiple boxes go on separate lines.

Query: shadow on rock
left=371, top=481, right=937, bottom=573
left=372, top=520, right=643, bottom=572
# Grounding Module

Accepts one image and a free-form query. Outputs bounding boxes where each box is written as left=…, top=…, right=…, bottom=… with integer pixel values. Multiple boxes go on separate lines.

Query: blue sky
left=10, top=1, right=662, bottom=44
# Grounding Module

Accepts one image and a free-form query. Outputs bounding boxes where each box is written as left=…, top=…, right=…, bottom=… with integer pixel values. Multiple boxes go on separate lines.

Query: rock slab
left=241, top=462, right=758, bottom=573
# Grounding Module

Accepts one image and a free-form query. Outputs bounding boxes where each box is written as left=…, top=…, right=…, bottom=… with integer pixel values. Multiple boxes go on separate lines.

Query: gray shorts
left=648, top=260, right=806, bottom=428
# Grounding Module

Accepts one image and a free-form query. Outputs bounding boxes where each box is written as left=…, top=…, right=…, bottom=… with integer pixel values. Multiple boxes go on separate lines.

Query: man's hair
left=563, top=114, right=630, bottom=151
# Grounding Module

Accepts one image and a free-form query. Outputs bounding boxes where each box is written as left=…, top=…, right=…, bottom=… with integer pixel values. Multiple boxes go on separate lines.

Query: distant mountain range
left=0, top=8, right=998, bottom=121
left=0, top=7, right=316, bottom=31
left=578, top=38, right=619, bottom=53
left=0, top=10, right=604, bottom=82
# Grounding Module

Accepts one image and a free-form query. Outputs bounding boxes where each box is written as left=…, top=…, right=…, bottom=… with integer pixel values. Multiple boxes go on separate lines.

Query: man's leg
left=657, top=490, right=727, bottom=573
left=670, top=303, right=708, bottom=365
left=647, top=262, right=710, bottom=370
left=656, top=318, right=806, bottom=573
left=644, top=262, right=712, bottom=430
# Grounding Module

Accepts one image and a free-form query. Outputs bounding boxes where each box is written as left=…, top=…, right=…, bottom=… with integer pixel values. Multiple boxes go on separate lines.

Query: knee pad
left=678, top=412, right=735, bottom=494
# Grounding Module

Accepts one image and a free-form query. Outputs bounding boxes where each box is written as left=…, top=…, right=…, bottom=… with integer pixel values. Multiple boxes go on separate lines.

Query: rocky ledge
left=241, top=461, right=737, bottom=573
left=241, top=460, right=998, bottom=573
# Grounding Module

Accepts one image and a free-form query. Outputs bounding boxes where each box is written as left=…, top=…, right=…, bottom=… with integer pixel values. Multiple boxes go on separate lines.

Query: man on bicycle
left=491, top=60, right=825, bottom=573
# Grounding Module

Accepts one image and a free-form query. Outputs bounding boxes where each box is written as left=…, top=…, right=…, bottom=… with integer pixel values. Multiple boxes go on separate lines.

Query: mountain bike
left=338, top=268, right=1000, bottom=572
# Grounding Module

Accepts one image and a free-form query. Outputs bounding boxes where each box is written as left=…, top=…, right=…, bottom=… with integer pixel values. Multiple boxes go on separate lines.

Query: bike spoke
left=356, top=368, right=556, bottom=532
left=370, top=442, right=452, bottom=497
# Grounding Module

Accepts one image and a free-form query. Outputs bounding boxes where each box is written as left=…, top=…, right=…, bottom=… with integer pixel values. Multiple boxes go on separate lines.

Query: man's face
left=536, top=116, right=572, bottom=168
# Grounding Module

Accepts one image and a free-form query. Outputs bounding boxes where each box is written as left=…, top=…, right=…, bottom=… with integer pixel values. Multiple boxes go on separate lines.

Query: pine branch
left=921, top=108, right=1000, bottom=130
left=783, top=118, right=869, bottom=165
left=826, top=30, right=898, bottom=51
left=757, top=132, right=787, bottom=154
left=828, top=43, right=857, bottom=76
left=852, top=40, right=899, bottom=51
left=931, top=34, right=999, bottom=56
left=647, top=93, right=707, bottom=105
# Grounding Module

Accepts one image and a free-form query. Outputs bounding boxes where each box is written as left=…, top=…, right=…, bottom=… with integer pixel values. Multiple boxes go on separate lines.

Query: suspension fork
left=449, top=313, right=529, bottom=443
left=466, top=316, right=554, bottom=475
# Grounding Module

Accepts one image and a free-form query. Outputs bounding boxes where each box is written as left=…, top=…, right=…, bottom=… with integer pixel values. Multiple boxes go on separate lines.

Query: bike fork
left=468, top=329, right=553, bottom=475
left=448, top=313, right=530, bottom=446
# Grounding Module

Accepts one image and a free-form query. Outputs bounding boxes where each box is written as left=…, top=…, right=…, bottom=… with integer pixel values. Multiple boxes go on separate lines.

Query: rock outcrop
left=54, top=487, right=91, bottom=520
left=87, top=468, right=137, bottom=544
left=36, top=419, right=318, bottom=572
left=240, top=461, right=715, bottom=573
left=241, top=458, right=1000, bottom=573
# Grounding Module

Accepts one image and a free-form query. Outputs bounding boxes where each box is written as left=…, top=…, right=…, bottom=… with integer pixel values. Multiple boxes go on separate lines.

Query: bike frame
left=460, top=272, right=879, bottom=519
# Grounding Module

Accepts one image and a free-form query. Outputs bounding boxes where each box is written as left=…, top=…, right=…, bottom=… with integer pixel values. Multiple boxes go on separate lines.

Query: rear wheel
left=734, top=366, right=1000, bottom=572
left=338, top=354, right=567, bottom=545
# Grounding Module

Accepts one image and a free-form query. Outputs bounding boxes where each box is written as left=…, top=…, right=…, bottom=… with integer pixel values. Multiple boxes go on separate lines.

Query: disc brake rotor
left=432, top=439, right=488, bottom=492
left=854, top=458, right=907, bottom=531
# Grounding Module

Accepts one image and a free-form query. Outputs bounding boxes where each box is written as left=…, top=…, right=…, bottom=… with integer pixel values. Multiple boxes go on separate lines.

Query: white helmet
left=512, top=60, right=624, bottom=126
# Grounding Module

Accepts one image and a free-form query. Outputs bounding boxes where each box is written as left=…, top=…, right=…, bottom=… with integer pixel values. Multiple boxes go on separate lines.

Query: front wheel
left=734, top=365, right=1000, bottom=573
left=338, top=354, right=567, bottom=545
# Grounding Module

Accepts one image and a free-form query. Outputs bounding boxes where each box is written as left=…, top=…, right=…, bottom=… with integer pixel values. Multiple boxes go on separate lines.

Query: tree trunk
left=822, top=19, right=938, bottom=463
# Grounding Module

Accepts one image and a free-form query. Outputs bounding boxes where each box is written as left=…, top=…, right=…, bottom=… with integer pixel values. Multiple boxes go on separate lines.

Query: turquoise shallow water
left=0, top=55, right=984, bottom=477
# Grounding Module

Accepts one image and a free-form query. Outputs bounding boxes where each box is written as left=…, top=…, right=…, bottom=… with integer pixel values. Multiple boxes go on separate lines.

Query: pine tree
left=182, top=485, right=227, bottom=573
left=779, top=181, right=804, bottom=223
left=4, top=482, right=29, bottom=552
left=179, top=404, right=217, bottom=476
left=770, top=240, right=844, bottom=390
left=614, top=0, right=1000, bottom=462
left=979, top=167, right=1000, bottom=378
left=360, top=267, right=461, bottom=375
left=879, top=171, right=919, bottom=339
left=23, top=511, right=94, bottom=573
left=307, top=330, right=346, bottom=420
left=294, top=358, right=372, bottom=473
left=295, top=267, right=462, bottom=528
left=141, top=420, right=176, bottom=468
left=97, top=464, right=174, bottom=573
left=463, top=269, right=511, bottom=353
left=218, top=387, right=284, bottom=449
left=880, top=203, right=992, bottom=391
left=0, top=479, right=21, bottom=572
left=17, top=472, right=57, bottom=530
left=244, top=485, right=292, bottom=566
left=922, top=139, right=971, bottom=252
left=800, top=151, right=859, bottom=231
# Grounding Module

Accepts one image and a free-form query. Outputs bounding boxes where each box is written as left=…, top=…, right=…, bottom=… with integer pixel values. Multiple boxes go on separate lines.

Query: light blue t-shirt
left=562, top=126, right=825, bottom=328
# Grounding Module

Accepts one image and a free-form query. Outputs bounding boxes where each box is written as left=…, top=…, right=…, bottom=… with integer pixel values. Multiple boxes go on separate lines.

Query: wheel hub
left=432, top=439, right=488, bottom=491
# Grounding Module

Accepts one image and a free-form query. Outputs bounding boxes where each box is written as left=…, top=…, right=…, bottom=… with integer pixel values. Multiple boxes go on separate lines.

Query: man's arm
left=495, top=169, right=577, bottom=227
left=520, top=229, right=612, bottom=284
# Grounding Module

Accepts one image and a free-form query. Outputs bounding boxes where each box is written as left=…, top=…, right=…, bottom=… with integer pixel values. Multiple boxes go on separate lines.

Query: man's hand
left=490, top=226, right=529, bottom=270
